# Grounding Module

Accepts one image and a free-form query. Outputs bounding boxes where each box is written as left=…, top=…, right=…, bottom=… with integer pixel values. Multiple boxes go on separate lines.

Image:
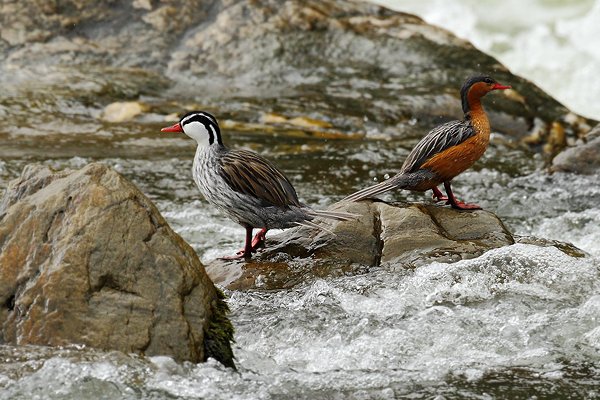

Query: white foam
left=1, top=242, right=599, bottom=398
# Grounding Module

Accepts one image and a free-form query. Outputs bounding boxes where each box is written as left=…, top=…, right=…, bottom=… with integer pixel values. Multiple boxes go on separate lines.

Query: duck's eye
left=484, top=78, right=494, bottom=84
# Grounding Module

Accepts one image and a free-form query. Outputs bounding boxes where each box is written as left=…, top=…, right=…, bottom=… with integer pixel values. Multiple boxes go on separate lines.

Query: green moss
left=203, top=287, right=236, bottom=370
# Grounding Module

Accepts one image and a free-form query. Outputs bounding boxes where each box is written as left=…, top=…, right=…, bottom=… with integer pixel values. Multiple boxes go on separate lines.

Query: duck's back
left=400, top=120, right=476, bottom=175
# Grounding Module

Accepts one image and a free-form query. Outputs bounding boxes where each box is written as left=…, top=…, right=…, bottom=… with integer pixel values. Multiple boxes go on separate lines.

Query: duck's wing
left=400, top=120, right=475, bottom=174
left=218, top=149, right=302, bottom=208
left=343, top=120, right=475, bottom=202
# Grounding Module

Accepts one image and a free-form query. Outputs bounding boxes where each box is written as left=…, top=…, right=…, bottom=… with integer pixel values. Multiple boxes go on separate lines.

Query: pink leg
left=219, top=227, right=254, bottom=260
left=443, top=181, right=481, bottom=210
left=250, top=228, right=268, bottom=251
left=431, top=186, right=448, bottom=203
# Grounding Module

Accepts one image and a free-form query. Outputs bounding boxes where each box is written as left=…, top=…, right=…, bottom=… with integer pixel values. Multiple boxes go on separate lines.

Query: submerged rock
left=551, top=124, right=600, bottom=174
left=101, top=101, right=148, bottom=123
left=0, top=163, right=234, bottom=368
left=206, top=200, right=516, bottom=290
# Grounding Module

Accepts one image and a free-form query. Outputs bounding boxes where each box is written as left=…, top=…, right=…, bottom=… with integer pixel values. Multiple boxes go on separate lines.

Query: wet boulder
left=206, top=200, right=585, bottom=291
left=206, top=200, right=518, bottom=290
left=551, top=124, right=600, bottom=174
left=0, top=163, right=234, bottom=368
left=165, top=0, right=593, bottom=145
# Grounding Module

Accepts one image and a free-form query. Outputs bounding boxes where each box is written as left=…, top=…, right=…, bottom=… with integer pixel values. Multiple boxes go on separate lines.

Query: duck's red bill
left=492, top=83, right=512, bottom=90
left=161, top=123, right=183, bottom=132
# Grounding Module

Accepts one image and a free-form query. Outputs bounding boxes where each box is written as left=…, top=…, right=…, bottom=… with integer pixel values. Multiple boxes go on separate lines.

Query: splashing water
left=1, top=244, right=599, bottom=399
left=1, top=2, right=600, bottom=395
left=1, top=148, right=600, bottom=398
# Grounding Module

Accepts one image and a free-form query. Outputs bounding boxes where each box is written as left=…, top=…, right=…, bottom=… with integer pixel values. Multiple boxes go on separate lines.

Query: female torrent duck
left=344, top=75, right=511, bottom=209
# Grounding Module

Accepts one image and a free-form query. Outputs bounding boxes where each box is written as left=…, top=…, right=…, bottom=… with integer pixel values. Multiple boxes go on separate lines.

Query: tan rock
left=205, top=200, right=515, bottom=290
left=0, top=163, right=234, bottom=368
left=551, top=124, right=600, bottom=174
left=100, top=101, right=147, bottom=123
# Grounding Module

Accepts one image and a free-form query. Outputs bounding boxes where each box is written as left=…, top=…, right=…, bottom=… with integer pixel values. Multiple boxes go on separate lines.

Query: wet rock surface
left=0, top=163, right=234, bottom=368
left=205, top=200, right=586, bottom=291
left=0, top=0, right=593, bottom=151
left=551, top=124, right=600, bottom=174
left=206, top=200, right=521, bottom=290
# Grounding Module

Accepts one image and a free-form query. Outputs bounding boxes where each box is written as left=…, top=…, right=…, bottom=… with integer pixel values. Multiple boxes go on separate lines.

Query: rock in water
left=205, top=200, right=583, bottom=291
left=100, top=101, right=148, bottom=122
left=0, top=163, right=234, bottom=368
left=206, top=200, right=515, bottom=290
left=551, top=124, right=600, bottom=174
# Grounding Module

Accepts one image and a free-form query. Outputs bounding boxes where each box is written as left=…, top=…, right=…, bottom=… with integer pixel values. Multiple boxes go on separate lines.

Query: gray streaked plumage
left=218, top=149, right=301, bottom=209
left=194, top=145, right=318, bottom=230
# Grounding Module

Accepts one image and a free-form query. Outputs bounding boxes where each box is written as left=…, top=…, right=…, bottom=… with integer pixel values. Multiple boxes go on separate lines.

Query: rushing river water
left=1, top=1, right=600, bottom=399
left=1, top=122, right=599, bottom=399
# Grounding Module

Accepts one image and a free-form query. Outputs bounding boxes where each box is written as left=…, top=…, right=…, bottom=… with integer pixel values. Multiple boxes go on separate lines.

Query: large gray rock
left=0, top=0, right=592, bottom=151
left=551, top=124, right=600, bottom=174
left=205, top=200, right=585, bottom=290
left=206, top=200, right=512, bottom=290
left=0, top=163, right=234, bottom=368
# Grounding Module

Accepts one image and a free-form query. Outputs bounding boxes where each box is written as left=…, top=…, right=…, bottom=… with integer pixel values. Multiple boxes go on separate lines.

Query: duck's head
left=161, top=111, right=223, bottom=147
left=460, top=75, right=511, bottom=114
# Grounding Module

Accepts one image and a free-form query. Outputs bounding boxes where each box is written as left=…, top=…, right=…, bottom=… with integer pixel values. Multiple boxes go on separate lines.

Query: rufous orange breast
left=420, top=107, right=490, bottom=184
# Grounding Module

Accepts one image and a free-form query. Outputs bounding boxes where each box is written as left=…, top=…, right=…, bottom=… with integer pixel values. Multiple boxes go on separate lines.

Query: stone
left=205, top=200, right=517, bottom=290
left=0, top=163, right=234, bottom=368
left=100, top=101, right=148, bottom=123
left=206, top=200, right=585, bottom=291
left=161, top=0, right=590, bottom=143
left=551, top=124, right=600, bottom=174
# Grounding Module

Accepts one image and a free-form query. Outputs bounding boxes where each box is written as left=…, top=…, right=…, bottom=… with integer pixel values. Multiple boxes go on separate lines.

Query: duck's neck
left=195, top=142, right=225, bottom=158
left=464, top=94, right=490, bottom=138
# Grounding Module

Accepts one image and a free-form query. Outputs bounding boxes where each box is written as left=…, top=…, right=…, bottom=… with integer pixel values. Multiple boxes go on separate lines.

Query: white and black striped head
left=161, top=111, right=223, bottom=147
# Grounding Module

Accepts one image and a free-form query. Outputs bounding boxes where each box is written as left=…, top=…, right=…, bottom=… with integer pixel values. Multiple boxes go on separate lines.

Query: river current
left=1, top=127, right=599, bottom=399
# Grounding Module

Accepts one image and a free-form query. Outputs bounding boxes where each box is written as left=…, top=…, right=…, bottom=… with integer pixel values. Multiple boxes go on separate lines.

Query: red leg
left=250, top=228, right=268, bottom=251
left=219, top=226, right=254, bottom=260
left=443, top=181, right=481, bottom=210
left=431, top=186, right=448, bottom=203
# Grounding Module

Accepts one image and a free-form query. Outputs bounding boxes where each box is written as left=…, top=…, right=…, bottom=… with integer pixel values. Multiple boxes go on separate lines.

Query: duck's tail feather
left=343, top=175, right=407, bottom=202
left=306, top=209, right=357, bottom=221
left=296, top=207, right=357, bottom=235
left=294, top=219, right=335, bottom=235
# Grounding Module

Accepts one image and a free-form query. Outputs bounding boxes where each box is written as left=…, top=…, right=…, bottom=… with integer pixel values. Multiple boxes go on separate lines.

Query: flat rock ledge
left=206, top=200, right=584, bottom=290
left=0, top=163, right=234, bottom=368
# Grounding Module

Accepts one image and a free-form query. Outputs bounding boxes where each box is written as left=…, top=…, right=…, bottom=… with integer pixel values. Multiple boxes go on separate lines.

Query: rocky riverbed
left=1, top=0, right=599, bottom=399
